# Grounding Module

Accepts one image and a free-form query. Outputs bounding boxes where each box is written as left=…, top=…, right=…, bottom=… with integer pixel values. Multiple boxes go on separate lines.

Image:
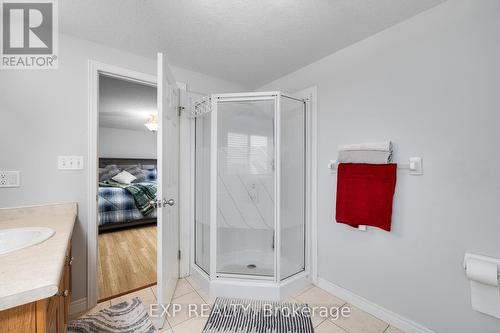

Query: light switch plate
left=58, top=156, right=84, bottom=170
left=0, top=171, right=20, bottom=187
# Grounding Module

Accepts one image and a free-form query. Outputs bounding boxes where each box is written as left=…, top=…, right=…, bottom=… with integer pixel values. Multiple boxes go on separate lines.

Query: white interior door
left=156, top=53, right=180, bottom=317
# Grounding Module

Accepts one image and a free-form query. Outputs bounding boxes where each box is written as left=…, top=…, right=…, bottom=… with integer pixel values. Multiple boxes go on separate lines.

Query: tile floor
left=78, top=276, right=405, bottom=333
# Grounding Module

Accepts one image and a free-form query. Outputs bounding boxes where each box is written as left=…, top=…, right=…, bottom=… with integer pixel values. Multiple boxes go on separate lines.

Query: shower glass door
left=194, top=112, right=211, bottom=274
left=216, top=98, right=275, bottom=277
left=279, top=95, right=306, bottom=280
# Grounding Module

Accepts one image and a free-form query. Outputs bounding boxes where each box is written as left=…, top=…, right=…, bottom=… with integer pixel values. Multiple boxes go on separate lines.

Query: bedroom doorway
left=88, top=58, right=181, bottom=326
left=96, top=74, right=159, bottom=301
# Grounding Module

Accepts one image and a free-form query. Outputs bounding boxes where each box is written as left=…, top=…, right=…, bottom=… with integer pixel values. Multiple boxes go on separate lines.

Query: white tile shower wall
left=0, top=33, right=247, bottom=302
left=259, top=1, right=500, bottom=332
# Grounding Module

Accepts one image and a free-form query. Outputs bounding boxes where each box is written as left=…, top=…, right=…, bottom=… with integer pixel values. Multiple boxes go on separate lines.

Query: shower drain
left=246, top=264, right=257, bottom=269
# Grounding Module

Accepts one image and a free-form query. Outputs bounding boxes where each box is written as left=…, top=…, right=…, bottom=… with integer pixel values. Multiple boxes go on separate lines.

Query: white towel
left=337, top=150, right=392, bottom=164
left=337, top=141, right=393, bottom=164
left=338, top=141, right=392, bottom=152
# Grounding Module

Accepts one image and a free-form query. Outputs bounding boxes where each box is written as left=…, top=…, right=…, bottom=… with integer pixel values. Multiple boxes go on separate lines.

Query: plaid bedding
left=98, top=181, right=157, bottom=226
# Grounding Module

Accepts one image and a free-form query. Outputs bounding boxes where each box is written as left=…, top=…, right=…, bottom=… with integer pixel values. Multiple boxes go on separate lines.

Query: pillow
left=125, top=165, right=146, bottom=183
left=99, top=165, right=120, bottom=181
left=143, top=168, right=157, bottom=182
left=111, top=170, right=137, bottom=184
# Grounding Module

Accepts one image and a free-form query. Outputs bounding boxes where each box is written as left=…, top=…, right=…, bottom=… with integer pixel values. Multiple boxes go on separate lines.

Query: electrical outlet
left=58, top=156, right=84, bottom=170
left=0, top=171, right=20, bottom=188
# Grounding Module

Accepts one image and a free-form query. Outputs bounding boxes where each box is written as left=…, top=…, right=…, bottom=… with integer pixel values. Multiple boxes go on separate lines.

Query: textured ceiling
left=61, top=0, right=445, bottom=88
left=99, top=75, right=156, bottom=132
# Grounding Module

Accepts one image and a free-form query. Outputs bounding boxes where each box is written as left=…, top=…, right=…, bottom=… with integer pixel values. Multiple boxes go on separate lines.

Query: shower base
left=217, top=249, right=274, bottom=276
left=218, top=263, right=272, bottom=276
left=191, top=264, right=311, bottom=301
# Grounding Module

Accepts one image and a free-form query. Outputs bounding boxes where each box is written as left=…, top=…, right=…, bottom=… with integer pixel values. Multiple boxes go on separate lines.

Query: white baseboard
left=316, top=278, right=436, bottom=333
left=70, top=297, right=88, bottom=315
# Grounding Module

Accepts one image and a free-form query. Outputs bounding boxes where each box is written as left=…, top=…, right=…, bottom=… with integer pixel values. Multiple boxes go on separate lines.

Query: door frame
left=87, top=60, right=189, bottom=309
left=177, top=84, right=194, bottom=278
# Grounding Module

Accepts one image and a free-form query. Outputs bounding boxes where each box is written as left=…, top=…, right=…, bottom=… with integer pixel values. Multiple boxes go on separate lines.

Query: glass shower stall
left=193, top=91, right=309, bottom=299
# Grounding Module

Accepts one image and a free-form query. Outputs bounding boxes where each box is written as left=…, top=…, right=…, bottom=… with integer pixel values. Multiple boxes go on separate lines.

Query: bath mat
left=203, top=298, right=314, bottom=333
left=68, top=297, right=155, bottom=333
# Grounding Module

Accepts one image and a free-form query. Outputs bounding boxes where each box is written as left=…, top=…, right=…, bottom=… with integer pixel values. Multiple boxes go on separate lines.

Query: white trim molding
left=317, top=278, right=436, bottom=333
left=178, top=82, right=192, bottom=278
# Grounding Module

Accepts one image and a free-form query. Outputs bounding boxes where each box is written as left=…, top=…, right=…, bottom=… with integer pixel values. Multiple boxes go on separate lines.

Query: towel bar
left=328, top=157, right=423, bottom=175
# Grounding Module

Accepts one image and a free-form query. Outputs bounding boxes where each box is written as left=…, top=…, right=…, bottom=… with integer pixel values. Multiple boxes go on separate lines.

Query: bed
left=98, top=158, right=158, bottom=232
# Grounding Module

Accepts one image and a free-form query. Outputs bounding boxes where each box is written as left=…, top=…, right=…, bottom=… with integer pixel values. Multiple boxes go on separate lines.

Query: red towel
left=335, top=163, right=397, bottom=231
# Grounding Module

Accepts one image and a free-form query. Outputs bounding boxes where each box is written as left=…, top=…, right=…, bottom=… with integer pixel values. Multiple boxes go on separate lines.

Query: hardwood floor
left=98, top=225, right=157, bottom=301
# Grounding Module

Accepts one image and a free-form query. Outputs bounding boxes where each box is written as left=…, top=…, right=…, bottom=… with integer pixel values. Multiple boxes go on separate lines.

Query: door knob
left=150, top=199, right=161, bottom=208
left=165, top=198, right=175, bottom=206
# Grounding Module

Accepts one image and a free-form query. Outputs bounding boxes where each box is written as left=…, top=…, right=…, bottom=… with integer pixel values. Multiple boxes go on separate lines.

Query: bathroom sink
left=0, top=227, right=55, bottom=255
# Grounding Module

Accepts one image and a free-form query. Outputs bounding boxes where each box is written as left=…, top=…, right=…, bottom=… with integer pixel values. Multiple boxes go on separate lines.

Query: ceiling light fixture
left=144, top=114, right=158, bottom=132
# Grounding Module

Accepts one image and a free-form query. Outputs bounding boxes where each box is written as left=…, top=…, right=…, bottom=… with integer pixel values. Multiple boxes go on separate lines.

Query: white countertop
left=0, top=203, right=77, bottom=311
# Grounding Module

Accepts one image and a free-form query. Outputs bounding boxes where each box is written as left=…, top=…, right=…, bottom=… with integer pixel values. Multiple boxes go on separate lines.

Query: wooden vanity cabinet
left=0, top=246, right=73, bottom=333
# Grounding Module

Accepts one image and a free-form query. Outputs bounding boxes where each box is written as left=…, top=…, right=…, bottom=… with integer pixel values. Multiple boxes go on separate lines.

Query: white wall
left=99, top=127, right=156, bottom=159
left=0, top=34, right=246, bottom=302
left=260, top=1, right=500, bottom=332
